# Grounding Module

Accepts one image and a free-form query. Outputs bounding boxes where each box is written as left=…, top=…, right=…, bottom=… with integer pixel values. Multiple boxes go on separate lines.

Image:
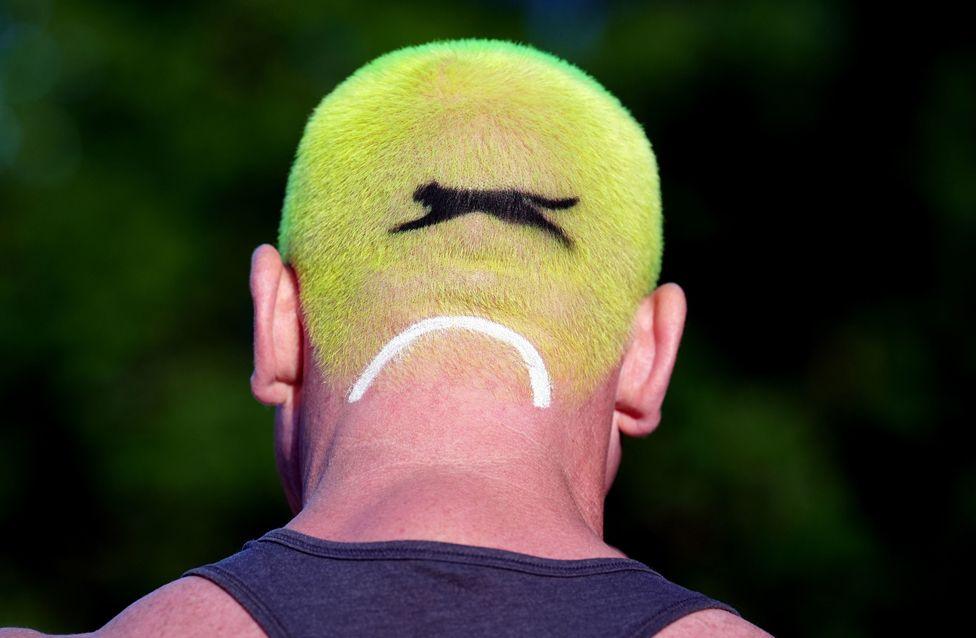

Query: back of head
left=279, top=39, right=662, bottom=403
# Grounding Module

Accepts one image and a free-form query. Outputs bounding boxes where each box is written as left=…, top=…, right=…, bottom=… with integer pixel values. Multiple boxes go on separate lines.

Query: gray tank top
left=184, top=528, right=737, bottom=637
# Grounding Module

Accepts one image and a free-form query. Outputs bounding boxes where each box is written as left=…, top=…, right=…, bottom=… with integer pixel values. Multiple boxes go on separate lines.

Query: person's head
left=249, top=39, right=687, bottom=510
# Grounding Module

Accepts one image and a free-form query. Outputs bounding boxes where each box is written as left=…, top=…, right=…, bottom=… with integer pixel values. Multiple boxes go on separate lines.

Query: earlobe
left=613, top=283, right=687, bottom=438
left=250, top=244, right=303, bottom=406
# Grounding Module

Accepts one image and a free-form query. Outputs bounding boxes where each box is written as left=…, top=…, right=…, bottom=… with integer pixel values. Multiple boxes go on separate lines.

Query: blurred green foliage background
left=1, top=1, right=972, bottom=636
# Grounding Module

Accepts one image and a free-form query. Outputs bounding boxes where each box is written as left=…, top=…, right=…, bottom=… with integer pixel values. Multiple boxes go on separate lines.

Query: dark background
left=1, top=1, right=972, bottom=636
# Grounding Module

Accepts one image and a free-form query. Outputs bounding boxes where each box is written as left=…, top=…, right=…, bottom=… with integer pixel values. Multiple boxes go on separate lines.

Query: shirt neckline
left=256, top=527, right=660, bottom=579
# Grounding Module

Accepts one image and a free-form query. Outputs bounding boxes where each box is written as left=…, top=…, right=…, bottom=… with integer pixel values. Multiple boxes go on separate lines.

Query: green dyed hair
left=279, top=39, right=662, bottom=400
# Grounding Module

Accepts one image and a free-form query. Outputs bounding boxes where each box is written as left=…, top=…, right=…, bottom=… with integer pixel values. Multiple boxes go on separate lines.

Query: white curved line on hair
left=347, top=315, right=552, bottom=408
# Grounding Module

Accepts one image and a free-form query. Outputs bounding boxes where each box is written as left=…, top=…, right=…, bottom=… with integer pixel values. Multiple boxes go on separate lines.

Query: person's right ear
left=249, top=244, right=303, bottom=405
left=613, top=283, right=687, bottom=438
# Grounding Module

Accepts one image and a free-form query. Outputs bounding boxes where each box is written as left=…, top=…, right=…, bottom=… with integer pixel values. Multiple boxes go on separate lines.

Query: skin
left=0, top=245, right=770, bottom=638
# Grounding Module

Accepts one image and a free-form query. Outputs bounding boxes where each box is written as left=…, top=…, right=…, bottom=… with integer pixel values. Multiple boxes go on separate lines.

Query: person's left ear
left=250, top=244, right=303, bottom=405
left=613, top=283, right=687, bottom=439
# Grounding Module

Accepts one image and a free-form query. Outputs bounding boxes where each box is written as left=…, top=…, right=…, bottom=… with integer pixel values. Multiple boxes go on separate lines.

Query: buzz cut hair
left=278, top=39, right=662, bottom=402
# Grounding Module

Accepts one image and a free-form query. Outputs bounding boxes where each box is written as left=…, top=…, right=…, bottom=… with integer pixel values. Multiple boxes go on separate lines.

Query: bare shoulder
left=91, top=576, right=265, bottom=638
left=3, top=577, right=263, bottom=638
left=0, top=576, right=266, bottom=638
left=654, top=609, right=772, bottom=638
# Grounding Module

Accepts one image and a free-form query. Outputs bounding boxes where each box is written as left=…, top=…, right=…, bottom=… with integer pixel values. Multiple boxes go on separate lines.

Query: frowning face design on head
left=277, top=40, right=662, bottom=400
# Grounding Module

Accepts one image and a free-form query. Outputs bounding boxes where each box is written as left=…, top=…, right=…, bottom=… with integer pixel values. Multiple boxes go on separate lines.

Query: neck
left=284, top=361, right=625, bottom=560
